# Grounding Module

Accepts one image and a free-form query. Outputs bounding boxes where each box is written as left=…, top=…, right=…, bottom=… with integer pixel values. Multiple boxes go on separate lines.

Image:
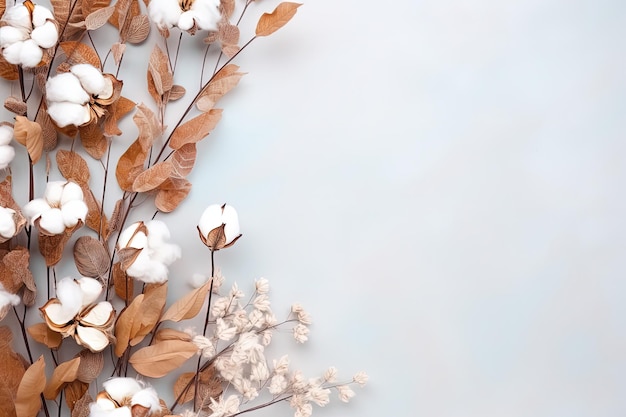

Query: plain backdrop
left=2, top=0, right=626, bottom=416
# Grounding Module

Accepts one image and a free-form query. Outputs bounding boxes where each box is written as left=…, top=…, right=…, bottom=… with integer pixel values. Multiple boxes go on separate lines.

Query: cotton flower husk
left=198, top=203, right=241, bottom=250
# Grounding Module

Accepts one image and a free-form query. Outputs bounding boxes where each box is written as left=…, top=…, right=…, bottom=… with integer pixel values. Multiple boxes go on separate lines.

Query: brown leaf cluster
left=204, top=19, right=241, bottom=58
left=174, top=365, right=223, bottom=409
left=147, top=45, right=184, bottom=109
left=52, top=0, right=112, bottom=41
left=109, top=0, right=150, bottom=44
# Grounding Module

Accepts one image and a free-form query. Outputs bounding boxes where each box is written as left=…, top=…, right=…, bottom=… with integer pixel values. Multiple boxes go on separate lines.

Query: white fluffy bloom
left=0, top=2, right=58, bottom=67
left=0, top=207, right=18, bottom=239
left=148, top=0, right=221, bottom=32
left=117, top=220, right=181, bottom=283
left=0, top=283, right=21, bottom=312
left=90, top=378, right=162, bottom=416
left=23, top=181, right=87, bottom=235
left=198, top=203, right=241, bottom=250
left=46, top=64, right=114, bottom=127
left=0, top=125, right=15, bottom=169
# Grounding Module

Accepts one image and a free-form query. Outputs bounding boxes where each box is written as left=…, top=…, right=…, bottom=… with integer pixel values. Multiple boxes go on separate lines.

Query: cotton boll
left=0, top=285, right=20, bottom=308
left=190, top=0, right=221, bottom=31
left=103, top=378, right=143, bottom=402
left=0, top=207, right=16, bottom=239
left=46, top=73, right=90, bottom=104
left=152, top=242, right=181, bottom=266
left=60, top=181, right=84, bottom=205
left=131, top=387, right=161, bottom=413
left=32, top=5, right=55, bottom=27
left=44, top=181, right=66, bottom=207
left=0, top=125, right=13, bottom=146
left=61, top=199, right=88, bottom=228
left=3, top=5, right=31, bottom=30
left=148, top=0, right=183, bottom=29
left=177, top=11, right=195, bottom=31
left=145, top=220, right=170, bottom=246
left=38, top=207, right=66, bottom=234
left=0, top=26, right=29, bottom=48
left=47, top=102, right=91, bottom=127
left=22, top=198, right=50, bottom=224
left=89, top=403, right=132, bottom=417
left=55, top=277, right=83, bottom=315
left=70, top=64, right=106, bottom=96
left=0, top=146, right=14, bottom=170
left=2, top=41, right=25, bottom=65
left=19, top=39, right=44, bottom=67
left=77, top=277, right=103, bottom=306
left=118, top=222, right=148, bottom=249
left=31, top=21, right=58, bottom=49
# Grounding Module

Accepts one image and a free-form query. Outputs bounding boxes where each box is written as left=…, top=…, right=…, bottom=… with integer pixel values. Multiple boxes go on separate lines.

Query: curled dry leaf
left=130, top=283, right=168, bottom=346
left=160, top=279, right=212, bottom=323
left=60, top=42, right=102, bottom=69
left=64, top=380, right=89, bottom=414
left=104, top=96, right=135, bottom=137
left=13, top=116, right=43, bottom=164
left=0, top=326, right=27, bottom=396
left=38, top=222, right=83, bottom=266
left=169, top=109, right=223, bottom=149
left=68, top=389, right=91, bottom=417
left=0, top=247, right=36, bottom=308
left=113, top=262, right=134, bottom=303
left=75, top=350, right=104, bottom=383
left=44, top=357, right=81, bottom=400
left=114, top=293, right=144, bottom=357
left=27, top=323, right=63, bottom=349
left=78, top=122, right=107, bottom=160
left=132, top=161, right=173, bottom=192
left=73, top=236, right=110, bottom=279
left=155, top=177, right=192, bottom=213
left=36, top=101, right=58, bottom=152
left=112, top=42, right=126, bottom=66
left=256, top=2, right=302, bottom=37
left=154, top=328, right=192, bottom=344
left=169, top=85, right=186, bottom=101
left=197, top=64, right=245, bottom=112
left=129, top=340, right=198, bottom=378
left=148, top=45, right=173, bottom=106
left=15, top=356, right=46, bottom=417
left=85, top=5, right=117, bottom=30
left=57, top=150, right=90, bottom=186
left=4, top=97, right=27, bottom=116
left=220, top=0, right=235, bottom=18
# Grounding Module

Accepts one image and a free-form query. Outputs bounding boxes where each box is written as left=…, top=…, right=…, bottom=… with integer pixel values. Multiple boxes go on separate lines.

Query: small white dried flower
left=0, top=124, right=15, bottom=170
left=291, top=303, right=312, bottom=325
left=198, top=203, right=241, bottom=251
left=336, top=385, right=355, bottom=403
left=192, top=334, right=215, bottom=358
left=293, top=401, right=312, bottom=417
left=209, top=394, right=240, bottom=417
left=148, top=0, right=221, bottom=32
left=23, top=181, right=87, bottom=235
left=323, top=367, right=338, bottom=383
left=293, top=323, right=309, bottom=344
left=0, top=1, right=58, bottom=68
left=215, top=317, right=237, bottom=341
left=273, top=355, right=290, bottom=375
left=260, top=329, right=272, bottom=346
left=268, top=374, right=288, bottom=395
left=253, top=294, right=271, bottom=312
left=353, top=371, right=368, bottom=387
left=117, top=220, right=181, bottom=283
left=255, top=277, right=269, bottom=294
left=211, top=296, right=230, bottom=318
left=309, top=385, right=331, bottom=407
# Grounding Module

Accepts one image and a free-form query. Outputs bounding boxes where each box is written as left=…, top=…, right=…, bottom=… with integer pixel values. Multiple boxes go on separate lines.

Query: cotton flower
left=0, top=1, right=58, bottom=68
left=148, top=0, right=221, bottom=33
left=23, top=180, right=87, bottom=235
left=198, top=203, right=241, bottom=251
left=0, top=124, right=16, bottom=170
left=40, top=277, right=114, bottom=352
left=117, top=220, right=181, bottom=283
left=46, top=64, right=119, bottom=128
left=0, top=207, right=18, bottom=240
left=0, top=282, right=21, bottom=320
left=90, top=378, right=162, bottom=417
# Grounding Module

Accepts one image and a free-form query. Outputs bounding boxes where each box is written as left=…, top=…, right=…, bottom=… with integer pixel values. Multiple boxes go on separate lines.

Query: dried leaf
left=113, top=262, right=134, bottom=304
left=70, top=390, right=92, bottom=417
left=197, top=65, right=244, bottom=112
left=155, top=177, right=191, bottom=212
left=13, top=116, right=43, bottom=164
left=104, top=96, right=135, bottom=136
left=83, top=0, right=113, bottom=16
left=27, top=323, right=63, bottom=349
left=132, top=161, right=173, bottom=192
left=160, top=279, right=211, bottom=323
left=73, top=236, right=109, bottom=279
left=116, top=104, right=162, bottom=191
left=51, top=0, right=71, bottom=29
left=75, top=350, right=103, bottom=383
left=111, top=42, right=126, bottom=66
left=169, top=85, right=186, bottom=101
left=4, top=97, right=27, bottom=116
left=218, top=21, right=240, bottom=45
left=85, top=5, right=116, bottom=30
left=130, top=282, right=167, bottom=346
left=174, top=365, right=223, bottom=407
left=38, top=223, right=81, bottom=266
left=0, top=326, right=27, bottom=395
left=60, top=42, right=102, bottom=69
left=0, top=55, right=19, bottom=81
left=220, top=0, right=235, bottom=18
left=129, top=340, right=198, bottom=378
left=78, top=123, right=107, bottom=159
left=114, top=293, right=143, bottom=357
left=107, top=198, right=124, bottom=238
left=0, top=382, right=17, bottom=417
left=169, top=109, right=222, bottom=149
left=171, top=143, right=196, bottom=178
left=126, top=14, right=150, bottom=43
left=36, top=102, right=58, bottom=152
left=57, top=150, right=90, bottom=186
left=44, top=357, right=80, bottom=400
left=81, top=185, right=109, bottom=238
left=256, top=2, right=302, bottom=37
left=154, top=328, right=192, bottom=343
left=64, top=380, right=89, bottom=413
left=221, top=44, right=240, bottom=58
left=148, top=45, right=173, bottom=98
left=15, top=356, right=46, bottom=417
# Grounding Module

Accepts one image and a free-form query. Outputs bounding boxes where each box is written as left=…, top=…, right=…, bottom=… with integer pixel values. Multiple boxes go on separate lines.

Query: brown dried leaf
left=70, top=390, right=92, bottom=417
left=221, top=44, right=240, bottom=58
left=197, top=65, right=244, bottom=112
left=0, top=326, right=27, bottom=396
left=169, top=85, right=186, bottom=101
left=104, top=96, right=135, bottom=137
left=83, top=0, right=113, bottom=15
left=44, top=357, right=80, bottom=400
left=38, top=223, right=80, bottom=266
left=114, top=293, right=143, bottom=357
left=129, top=340, right=198, bottom=378
left=107, top=198, right=124, bottom=238
left=85, top=5, right=116, bottom=30
left=81, top=185, right=109, bottom=238
left=155, top=177, right=191, bottom=213
left=51, top=0, right=71, bottom=28
left=174, top=365, right=223, bottom=407
left=15, top=356, right=46, bottom=417
left=75, top=350, right=103, bottom=383
left=0, top=55, right=18, bottom=81
left=27, top=323, right=63, bottom=349
left=0, top=382, right=17, bottom=417
left=73, top=236, right=109, bottom=279
left=169, top=109, right=222, bottom=149
left=126, top=14, right=150, bottom=43
left=64, top=380, right=89, bottom=413
left=154, top=328, right=192, bottom=343
left=60, top=42, right=102, bottom=69
left=116, top=104, right=162, bottom=191
left=111, top=42, right=126, bottom=66
left=132, top=161, right=173, bottom=192
left=113, top=262, right=134, bottom=304
left=160, top=279, right=211, bottom=323
left=117, top=246, right=142, bottom=273
left=256, top=2, right=301, bottom=37
left=220, top=0, right=235, bottom=18
left=148, top=45, right=173, bottom=98
left=13, top=116, right=43, bottom=164
left=36, top=102, right=58, bottom=152
left=78, top=122, right=107, bottom=159
left=130, top=282, right=167, bottom=346
left=171, top=144, right=196, bottom=178
left=57, top=150, right=90, bottom=186
left=4, top=97, right=27, bottom=116
left=219, top=21, right=240, bottom=46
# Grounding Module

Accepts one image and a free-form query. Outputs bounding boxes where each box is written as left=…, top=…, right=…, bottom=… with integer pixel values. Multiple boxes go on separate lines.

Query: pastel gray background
left=2, top=0, right=626, bottom=416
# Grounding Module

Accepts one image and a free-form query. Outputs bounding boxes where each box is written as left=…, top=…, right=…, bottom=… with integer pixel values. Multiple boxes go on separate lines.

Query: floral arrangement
left=0, top=1, right=367, bottom=416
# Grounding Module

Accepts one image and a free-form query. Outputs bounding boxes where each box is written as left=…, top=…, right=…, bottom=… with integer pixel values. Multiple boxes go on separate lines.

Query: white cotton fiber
left=46, top=102, right=91, bottom=127
left=71, top=64, right=106, bottom=95
left=31, top=21, right=59, bottom=49
left=39, top=207, right=66, bottom=235
left=0, top=26, right=28, bottom=47
left=61, top=199, right=88, bottom=228
left=32, top=5, right=55, bottom=27
left=46, top=73, right=90, bottom=104
left=18, top=39, right=44, bottom=67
